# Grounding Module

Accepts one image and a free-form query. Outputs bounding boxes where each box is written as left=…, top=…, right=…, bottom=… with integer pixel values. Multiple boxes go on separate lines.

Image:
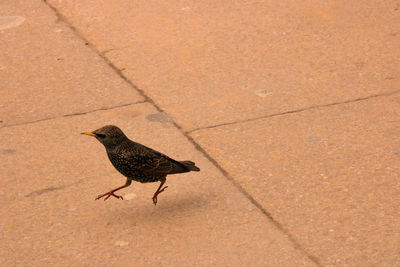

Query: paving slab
left=48, top=0, right=400, bottom=131
left=0, top=103, right=315, bottom=266
left=191, top=95, right=400, bottom=266
left=0, top=0, right=143, bottom=127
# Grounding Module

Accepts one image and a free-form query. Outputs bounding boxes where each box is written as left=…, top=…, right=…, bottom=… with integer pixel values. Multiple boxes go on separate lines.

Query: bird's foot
left=152, top=186, right=168, bottom=205
left=96, top=191, right=124, bottom=201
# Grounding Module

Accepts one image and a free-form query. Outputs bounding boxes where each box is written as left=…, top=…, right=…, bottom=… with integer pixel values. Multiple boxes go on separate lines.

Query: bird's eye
left=96, top=133, right=106, bottom=139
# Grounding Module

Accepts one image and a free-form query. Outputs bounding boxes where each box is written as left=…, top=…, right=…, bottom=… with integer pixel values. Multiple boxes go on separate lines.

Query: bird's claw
left=152, top=186, right=168, bottom=205
left=95, top=192, right=124, bottom=201
left=152, top=196, right=158, bottom=205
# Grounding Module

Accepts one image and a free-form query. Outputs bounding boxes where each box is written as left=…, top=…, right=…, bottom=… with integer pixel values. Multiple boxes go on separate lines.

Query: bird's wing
left=122, top=144, right=188, bottom=175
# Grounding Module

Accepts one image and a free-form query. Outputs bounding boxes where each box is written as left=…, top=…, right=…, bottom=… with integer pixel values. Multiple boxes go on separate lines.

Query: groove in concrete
left=182, top=132, right=322, bottom=266
left=187, top=89, right=400, bottom=134
left=0, top=101, right=146, bottom=130
left=43, top=1, right=322, bottom=264
left=43, top=0, right=163, bottom=114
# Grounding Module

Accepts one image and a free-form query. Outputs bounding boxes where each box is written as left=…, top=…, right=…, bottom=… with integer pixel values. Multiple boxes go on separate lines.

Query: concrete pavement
left=1, top=0, right=399, bottom=266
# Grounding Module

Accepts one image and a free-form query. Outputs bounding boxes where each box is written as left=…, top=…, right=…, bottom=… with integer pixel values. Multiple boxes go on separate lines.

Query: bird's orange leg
left=96, top=179, right=132, bottom=201
left=152, top=179, right=167, bottom=205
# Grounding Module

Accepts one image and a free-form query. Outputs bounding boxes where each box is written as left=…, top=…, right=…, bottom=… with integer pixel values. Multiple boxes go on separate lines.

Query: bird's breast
left=107, top=152, right=136, bottom=175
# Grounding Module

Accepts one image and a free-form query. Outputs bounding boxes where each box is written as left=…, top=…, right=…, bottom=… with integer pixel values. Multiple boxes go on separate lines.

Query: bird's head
left=81, top=125, right=128, bottom=149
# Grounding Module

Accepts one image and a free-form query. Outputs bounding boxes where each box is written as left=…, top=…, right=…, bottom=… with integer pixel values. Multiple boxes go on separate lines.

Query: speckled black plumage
left=82, top=125, right=200, bottom=204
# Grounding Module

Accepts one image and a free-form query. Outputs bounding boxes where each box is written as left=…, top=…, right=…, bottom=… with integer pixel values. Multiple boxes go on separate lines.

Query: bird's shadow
left=106, top=193, right=215, bottom=226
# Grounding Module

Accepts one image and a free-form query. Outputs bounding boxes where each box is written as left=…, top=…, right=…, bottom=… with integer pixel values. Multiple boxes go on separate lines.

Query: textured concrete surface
left=192, top=95, right=400, bottom=266
left=1, top=0, right=399, bottom=265
left=0, top=0, right=143, bottom=127
left=0, top=104, right=313, bottom=266
left=48, top=0, right=399, bottom=131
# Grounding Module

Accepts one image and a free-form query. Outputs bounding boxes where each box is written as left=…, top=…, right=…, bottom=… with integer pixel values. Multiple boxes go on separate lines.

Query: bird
left=81, top=125, right=200, bottom=205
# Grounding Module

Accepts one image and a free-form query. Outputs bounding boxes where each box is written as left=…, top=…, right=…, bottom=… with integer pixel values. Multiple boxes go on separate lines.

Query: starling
left=81, top=125, right=200, bottom=205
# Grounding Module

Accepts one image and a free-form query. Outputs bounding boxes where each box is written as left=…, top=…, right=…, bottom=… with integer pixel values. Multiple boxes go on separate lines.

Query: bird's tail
left=180, top=161, right=200, bottom=172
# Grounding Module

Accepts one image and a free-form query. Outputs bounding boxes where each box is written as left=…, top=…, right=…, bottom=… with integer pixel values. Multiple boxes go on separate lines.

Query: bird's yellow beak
left=81, top=132, right=96, bottom=137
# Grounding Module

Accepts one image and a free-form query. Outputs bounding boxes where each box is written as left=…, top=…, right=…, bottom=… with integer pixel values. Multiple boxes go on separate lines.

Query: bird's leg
left=152, top=179, right=168, bottom=205
left=96, top=179, right=132, bottom=201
